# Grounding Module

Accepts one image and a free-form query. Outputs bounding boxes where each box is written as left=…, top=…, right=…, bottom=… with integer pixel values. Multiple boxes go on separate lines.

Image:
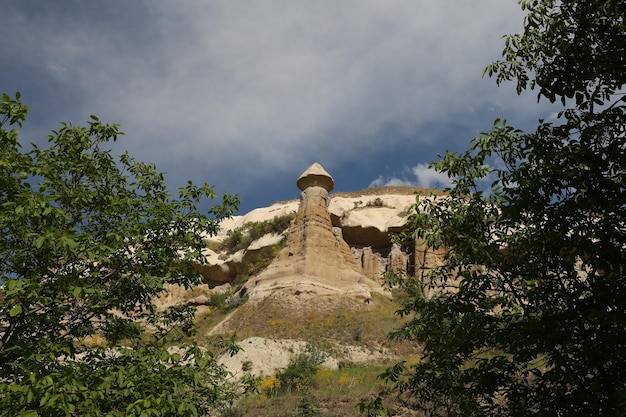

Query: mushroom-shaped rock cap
left=297, top=163, right=335, bottom=192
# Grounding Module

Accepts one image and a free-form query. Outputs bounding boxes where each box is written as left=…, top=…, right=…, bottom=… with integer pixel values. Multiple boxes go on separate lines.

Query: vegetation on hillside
left=219, top=295, right=421, bottom=417
left=332, top=186, right=447, bottom=199
left=220, top=212, right=296, bottom=252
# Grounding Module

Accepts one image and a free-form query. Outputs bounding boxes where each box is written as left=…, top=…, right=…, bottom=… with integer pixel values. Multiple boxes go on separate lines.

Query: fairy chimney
left=242, top=163, right=384, bottom=301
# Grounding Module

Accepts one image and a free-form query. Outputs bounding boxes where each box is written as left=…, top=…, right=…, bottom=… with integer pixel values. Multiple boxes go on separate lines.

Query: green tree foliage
left=379, top=1, right=626, bottom=416
left=0, top=93, right=244, bottom=416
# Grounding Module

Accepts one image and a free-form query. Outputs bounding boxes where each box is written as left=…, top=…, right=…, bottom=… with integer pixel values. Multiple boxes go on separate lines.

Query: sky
left=2, top=0, right=557, bottom=214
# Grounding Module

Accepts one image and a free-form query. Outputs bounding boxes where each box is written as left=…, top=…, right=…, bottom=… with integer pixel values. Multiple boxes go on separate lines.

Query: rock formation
left=198, top=188, right=428, bottom=286
left=415, top=236, right=449, bottom=298
left=240, top=163, right=384, bottom=301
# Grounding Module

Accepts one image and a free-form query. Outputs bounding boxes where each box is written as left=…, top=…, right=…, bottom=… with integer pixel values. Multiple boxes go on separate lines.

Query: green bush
left=366, top=197, right=384, bottom=207
left=277, top=344, right=328, bottom=393
left=293, top=393, right=322, bottom=417
left=0, top=92, right=242, bottom=417
left=207, top=292, right=229, bottom=311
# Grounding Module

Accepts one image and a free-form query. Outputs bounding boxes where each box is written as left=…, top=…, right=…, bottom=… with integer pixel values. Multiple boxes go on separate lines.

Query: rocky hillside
left=199, top=185, right=443, bottom=289
left=169, top=167, right=444, bottom=342
left=153, top=164, right=447, bottom=415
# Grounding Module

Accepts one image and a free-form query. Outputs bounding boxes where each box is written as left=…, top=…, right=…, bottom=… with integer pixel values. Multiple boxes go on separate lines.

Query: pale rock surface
left=156, top=283, right=212, bottom=309
left=198, top=193, right=417, bottom=285
left=217, top=336, right=398, bottom=379
left=153, top=283, right=232, bottom=320
left=247, top=232, right=284, bottom=251
left=196, top=181, right=447, bottom=290
left=155, top=283, right=233, bottom=307
left=209, top=193, right=417, bottom=249
left=211, top=202, right=299, bottom=242
left=329, top=195, right=415, bottom=220
left=352, top=243, right=409, bottom=280
left=296, top=162, right=335, bottom=192
left=388, top=244, right=410, bottom=274
left=358, top=246, right=387, bottom=278
left=415, top=237, right=449, bottom=298
left=218, top=337, right=338, bottom=378
left=338, top=207, right=400, bottom=230
left=198, top=233, right=285, bottom=287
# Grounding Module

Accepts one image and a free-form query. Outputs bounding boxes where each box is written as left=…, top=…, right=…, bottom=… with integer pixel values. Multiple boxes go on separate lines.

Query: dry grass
left=231, top=363, right=395, bottom=416
left=193, top=291, right=424, bottom=416
left=231, top=368, right=426, bottom=417
left=200, top=292, right=421, bottom=360
left=332, top=186, right=447, bottom=198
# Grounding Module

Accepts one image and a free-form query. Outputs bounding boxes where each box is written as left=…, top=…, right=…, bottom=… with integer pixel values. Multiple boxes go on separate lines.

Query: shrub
left=260, top=374, right=281, bottom=398
left=207, top=292, right=229, bottom=311
left=366, top=197, right=384, bottom=207
left=276, top=344, right=328, bottom=393
left=242, top=360, right=253, bottom=372
left=293, top=393, right=322, bottom=417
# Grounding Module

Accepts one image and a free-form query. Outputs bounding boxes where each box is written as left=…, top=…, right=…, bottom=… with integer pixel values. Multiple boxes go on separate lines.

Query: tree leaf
left=9, top=304, right=22, bottom=317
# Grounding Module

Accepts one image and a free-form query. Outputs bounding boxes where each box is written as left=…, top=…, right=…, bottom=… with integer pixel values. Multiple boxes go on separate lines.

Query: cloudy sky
left=2, top=1, right=556, bottom=214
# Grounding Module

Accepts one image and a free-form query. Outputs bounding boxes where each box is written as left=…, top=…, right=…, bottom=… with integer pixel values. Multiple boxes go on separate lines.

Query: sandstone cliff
left=152, top=165, right=448, bottom=395
left=197, top=177, right=447, bottom=300
left=240, top=163, right=383, bottom=301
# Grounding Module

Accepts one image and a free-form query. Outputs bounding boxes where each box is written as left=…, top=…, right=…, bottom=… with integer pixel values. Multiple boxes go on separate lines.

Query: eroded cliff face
left=243, top=187, right=381, bottom=301
left=198, top=187, right=447, bottom=301
left=235, top=163, right=382, bottom=301
left=189, top=163, right=451, bottom=304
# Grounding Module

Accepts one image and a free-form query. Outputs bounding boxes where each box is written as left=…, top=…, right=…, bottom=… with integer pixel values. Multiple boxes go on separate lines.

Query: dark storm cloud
left=2, top=1, right=551, bottom=212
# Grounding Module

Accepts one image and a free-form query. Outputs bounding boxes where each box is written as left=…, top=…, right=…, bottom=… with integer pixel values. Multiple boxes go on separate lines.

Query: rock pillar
left=415, top=237, right=448, bottom=299
left=243, top=163, right=383, bottom=301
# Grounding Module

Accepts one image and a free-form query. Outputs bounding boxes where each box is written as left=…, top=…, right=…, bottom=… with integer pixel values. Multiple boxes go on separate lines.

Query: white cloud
left=369, top=163, right=452, bottom=189
left=412, top=163, right=454, bottom=188
left=369, top=176, right=415, bottom=188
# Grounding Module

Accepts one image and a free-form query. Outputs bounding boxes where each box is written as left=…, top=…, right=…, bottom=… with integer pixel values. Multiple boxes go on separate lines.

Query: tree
left=0, top=92, right=244, bottom=416
left=378, top=1, right=625, bottom=416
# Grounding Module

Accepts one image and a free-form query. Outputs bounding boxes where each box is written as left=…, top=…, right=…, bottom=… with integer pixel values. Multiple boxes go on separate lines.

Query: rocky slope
left=156, top=164, right=448, bottom=389
left=198, top=186, right=443, bottom=290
